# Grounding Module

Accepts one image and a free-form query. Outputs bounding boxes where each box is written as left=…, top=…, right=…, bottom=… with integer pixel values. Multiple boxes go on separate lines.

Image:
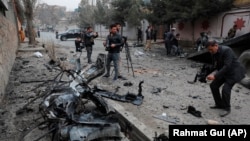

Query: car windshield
left=65, top=29, right=80, bottom=33
left=67, top=29, right=75, bottom=33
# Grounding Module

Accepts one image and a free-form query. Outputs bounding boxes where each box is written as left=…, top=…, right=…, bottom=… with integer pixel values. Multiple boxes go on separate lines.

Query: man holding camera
left=103, top=24, right=123, bottom=81
left=206, top=40, right=245, bottom=117
left=84, top=26, right=98, bottom=64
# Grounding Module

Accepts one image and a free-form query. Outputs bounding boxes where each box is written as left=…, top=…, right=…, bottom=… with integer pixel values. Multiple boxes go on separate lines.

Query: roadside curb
left=107, top=99, right=154, bottom=141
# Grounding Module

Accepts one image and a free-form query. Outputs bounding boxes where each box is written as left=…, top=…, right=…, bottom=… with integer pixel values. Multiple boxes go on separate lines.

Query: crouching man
left=206, top=40, right=246, bottom=117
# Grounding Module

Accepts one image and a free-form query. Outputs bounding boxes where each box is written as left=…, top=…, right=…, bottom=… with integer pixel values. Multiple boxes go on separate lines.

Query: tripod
left=123, top=40, right=135, bottom=77
left=111, top=38, right=135, bottom=78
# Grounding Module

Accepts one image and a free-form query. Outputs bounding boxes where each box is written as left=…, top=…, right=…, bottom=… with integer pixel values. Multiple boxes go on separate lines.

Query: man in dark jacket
left=163, top=27, right=175, bottom=55
left=137, top=27, right=142, bottom=44
left=103, top=24, right=123, bottom=81
left=84, top=26, right=98, bottom=64
left=171, top=33, right=181, bottom=56
left=206, top=40, right=246, bottom=117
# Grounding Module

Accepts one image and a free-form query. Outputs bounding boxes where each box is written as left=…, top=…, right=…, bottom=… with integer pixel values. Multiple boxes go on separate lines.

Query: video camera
left=105, top=35, right=128, bottom=51
left=105, top=35, right=111, bottom=51
left=122, top=36, right=127, bottom=43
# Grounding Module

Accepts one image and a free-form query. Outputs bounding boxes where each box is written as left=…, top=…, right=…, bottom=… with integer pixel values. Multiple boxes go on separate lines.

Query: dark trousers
left=106, top=53, right=120, bottom=79
left=137, top=36, right=142, bottom=43
left=86, top=46, right=92, bottom=63
left=165, top=40, right=171, bottom=55
left=153, top=35, right=156, bottom=42
left=210, top=77, right=236, bottom=109
left=75, top=42, right=81, bottom=52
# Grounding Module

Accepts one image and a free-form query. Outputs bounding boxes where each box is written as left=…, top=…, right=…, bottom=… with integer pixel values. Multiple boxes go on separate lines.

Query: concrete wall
left=172, top=8, right=250, bottom=43
left=0, top=1, right=19, bottom=101
left=94, top=20, right=151, bottom=42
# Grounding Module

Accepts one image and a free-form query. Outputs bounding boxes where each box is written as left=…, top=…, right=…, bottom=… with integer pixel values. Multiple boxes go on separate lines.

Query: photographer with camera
left=206, top=40, right=245, bottom=117
left=84, top=26, right=98, bottom=64
left=103, top=24, right=124, bottom=81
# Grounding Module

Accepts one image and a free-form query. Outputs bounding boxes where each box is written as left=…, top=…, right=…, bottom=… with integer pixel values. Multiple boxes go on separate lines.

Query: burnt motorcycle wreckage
left=18, top=53, right=145, bottom=141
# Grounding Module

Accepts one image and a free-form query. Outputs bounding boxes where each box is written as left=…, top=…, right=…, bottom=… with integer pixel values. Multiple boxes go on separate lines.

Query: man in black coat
left=84, top=26, right=98, bottom=64
left=206, top=40, right=246, bottom=117
left=103, top=24, right=124, bottom=81
left=163, top=27, right=175, bottom=55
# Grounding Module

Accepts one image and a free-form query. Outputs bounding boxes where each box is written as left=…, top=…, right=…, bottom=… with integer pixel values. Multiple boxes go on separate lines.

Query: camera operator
left=84, top=26, right=98, bottom=64
left=103, top=24, right=123, bottom=81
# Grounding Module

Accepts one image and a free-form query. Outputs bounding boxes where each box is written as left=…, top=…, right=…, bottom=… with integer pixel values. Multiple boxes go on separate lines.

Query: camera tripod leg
left=126, top=48, right=135, bottom=78
left=126, top=54, right=130, bottom=73
left=130, top=60, right=135, bottom=77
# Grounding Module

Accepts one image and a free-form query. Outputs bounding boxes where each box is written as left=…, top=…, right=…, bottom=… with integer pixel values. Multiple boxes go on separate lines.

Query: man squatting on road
left=206, top=40, right=246, bottom=117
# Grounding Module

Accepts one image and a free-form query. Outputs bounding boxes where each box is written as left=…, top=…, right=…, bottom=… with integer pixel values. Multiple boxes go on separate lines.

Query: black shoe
left=118, top=75, right=127, bottom=80
left=187, top=80, right=196, bottom=84
left=210, top=105, right=223, bottom=109
left=220, top=109, right=231, bottom=117
left=103, top=74, right=110, bottom=77
left=124, top=82, right=133, bottom=86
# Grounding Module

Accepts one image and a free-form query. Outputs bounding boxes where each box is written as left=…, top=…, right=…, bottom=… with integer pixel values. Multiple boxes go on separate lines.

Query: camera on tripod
left=122, top=36, right=127, bottom=43
left=105, top=46, right=110, bottom=51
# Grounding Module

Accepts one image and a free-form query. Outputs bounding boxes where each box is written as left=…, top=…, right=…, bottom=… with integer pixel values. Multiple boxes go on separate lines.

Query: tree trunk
left=26, top=18, right=36, bottom=45
left=23, top=0, right=36, bottom=45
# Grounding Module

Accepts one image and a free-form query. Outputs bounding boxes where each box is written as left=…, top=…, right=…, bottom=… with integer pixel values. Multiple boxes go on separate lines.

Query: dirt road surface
left=1, top=33, right=250, bottom=141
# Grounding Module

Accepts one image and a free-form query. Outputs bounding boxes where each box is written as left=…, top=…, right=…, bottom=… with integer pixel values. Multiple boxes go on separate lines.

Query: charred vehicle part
left=93, top=81, right=144, bottom=106
left=18, top=53, right=148, bottom=141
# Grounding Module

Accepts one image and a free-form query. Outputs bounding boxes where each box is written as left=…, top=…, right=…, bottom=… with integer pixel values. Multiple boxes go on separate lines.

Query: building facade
left=172, top=0, right=250, bottom=44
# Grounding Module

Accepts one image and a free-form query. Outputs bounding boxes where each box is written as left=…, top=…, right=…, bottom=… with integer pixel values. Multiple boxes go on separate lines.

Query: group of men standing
left=74, top=26, right=98, bottom=64
left=75, top=23, right=127, bottom=81
left=75, top=25, right=182, bottom=83
left=144, top=26, right=181, bottom=56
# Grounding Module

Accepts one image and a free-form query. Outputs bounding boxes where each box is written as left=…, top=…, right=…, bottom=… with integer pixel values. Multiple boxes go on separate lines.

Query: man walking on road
left=206, top=40, right=246, bottom=117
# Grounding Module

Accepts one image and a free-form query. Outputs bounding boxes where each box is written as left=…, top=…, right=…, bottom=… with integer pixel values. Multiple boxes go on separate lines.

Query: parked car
left=58, top=29, right=81, bottom=41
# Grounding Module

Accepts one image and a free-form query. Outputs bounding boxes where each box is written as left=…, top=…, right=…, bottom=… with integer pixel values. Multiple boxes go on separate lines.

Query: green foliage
left=147, top=0, right=234, bottom=24
left=94, top=0, right=112, bottom=26
left=78, top=0, right=96, bottom=28
left=78, top=0, right=114, bottom=28
left=111, top=0, right=144, bottom=27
